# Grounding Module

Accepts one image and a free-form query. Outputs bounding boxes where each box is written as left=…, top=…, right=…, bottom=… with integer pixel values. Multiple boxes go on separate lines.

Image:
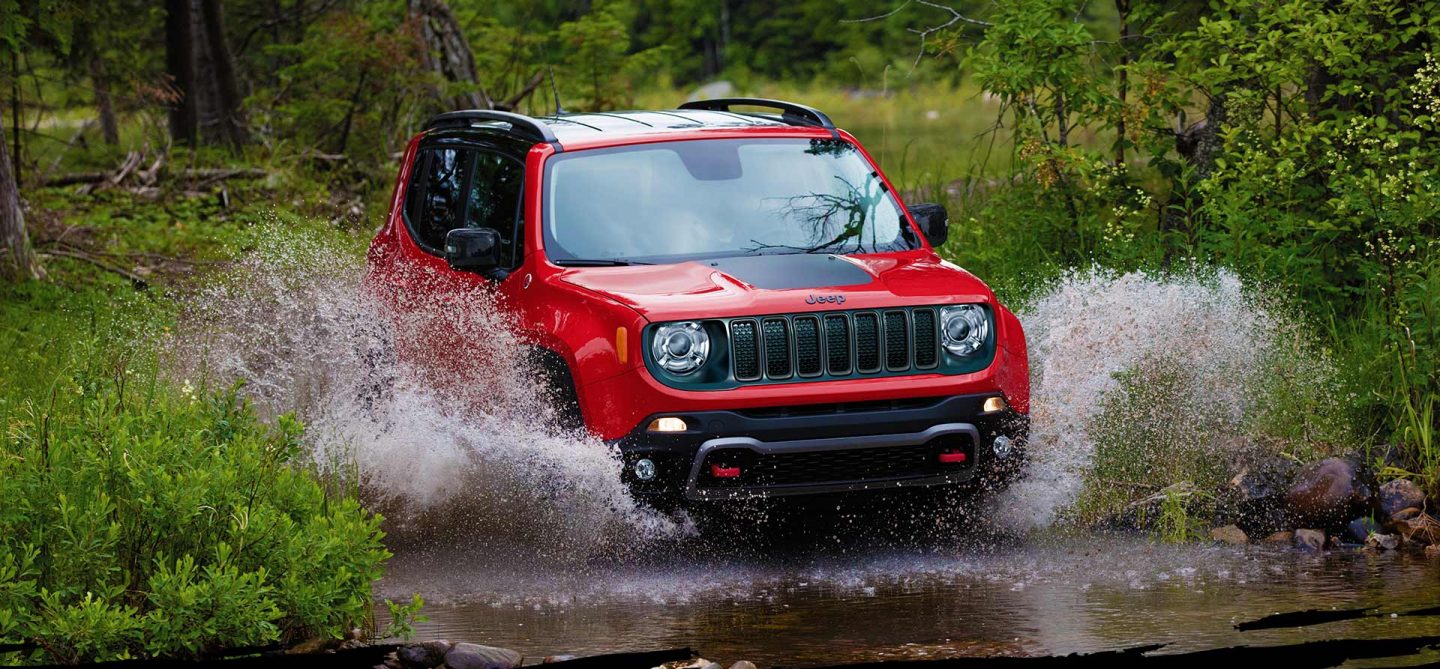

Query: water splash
left=992, top=268, right=1336, bottom=529
left=165, top=228, right=685, bottom=563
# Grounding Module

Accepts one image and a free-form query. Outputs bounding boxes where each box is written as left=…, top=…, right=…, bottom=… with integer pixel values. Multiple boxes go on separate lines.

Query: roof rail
left=423, top=110, right=562, bottom=149
left=678, top=98, right=836, bottom=131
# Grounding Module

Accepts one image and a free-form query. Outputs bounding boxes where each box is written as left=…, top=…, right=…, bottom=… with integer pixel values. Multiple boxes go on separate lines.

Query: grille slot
left=913, top=308, right=938, bottom=368
left=793, top=316, right=822, bottom=377
left=731, top=320, right=760, bottom=381
left=762, top=318, right=792, bottom=379
left=884, top=310, right=909, bottom=371
left=854, top=312, right=881, bottom=373
left=824, top=314, right=851, bottom=375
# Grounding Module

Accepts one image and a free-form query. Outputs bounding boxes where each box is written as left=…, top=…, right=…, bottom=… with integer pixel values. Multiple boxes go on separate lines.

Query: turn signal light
left=647, top=416, right=689, bottom=432
left=982, top=396, right=1008, bottom=413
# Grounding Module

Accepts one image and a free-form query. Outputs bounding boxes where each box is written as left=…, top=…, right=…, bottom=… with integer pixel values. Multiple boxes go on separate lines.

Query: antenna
left=547, top=66, right=565, bottom=116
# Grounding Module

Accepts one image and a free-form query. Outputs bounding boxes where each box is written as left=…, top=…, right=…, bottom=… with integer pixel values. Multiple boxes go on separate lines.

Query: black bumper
left=613, top=394, right=1028, bottom=503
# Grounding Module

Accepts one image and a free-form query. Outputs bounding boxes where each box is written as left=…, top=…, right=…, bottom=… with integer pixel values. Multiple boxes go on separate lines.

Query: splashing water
left=166, top=229, right=685, bottom=563
left=994, top=268, right=1332, bottom=529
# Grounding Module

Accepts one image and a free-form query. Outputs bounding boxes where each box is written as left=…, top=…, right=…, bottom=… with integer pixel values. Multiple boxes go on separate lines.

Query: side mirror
left=444, top=228, right=503, bottom=274
left=908, top=203, right=950, bottom=249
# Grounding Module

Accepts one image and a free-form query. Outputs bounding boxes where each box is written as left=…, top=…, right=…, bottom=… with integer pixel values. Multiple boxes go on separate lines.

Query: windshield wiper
left=552, top=258, right=653, bottom=267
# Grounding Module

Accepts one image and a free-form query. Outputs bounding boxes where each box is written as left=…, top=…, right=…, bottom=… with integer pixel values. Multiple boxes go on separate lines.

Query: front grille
left=728, top=307, right=941, bottom=383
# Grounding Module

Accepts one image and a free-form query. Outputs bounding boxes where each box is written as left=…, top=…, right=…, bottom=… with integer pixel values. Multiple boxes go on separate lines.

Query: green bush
left=0, top=300, right=388, bottom=663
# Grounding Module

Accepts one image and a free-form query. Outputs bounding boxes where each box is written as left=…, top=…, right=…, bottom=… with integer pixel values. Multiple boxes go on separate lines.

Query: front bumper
left=614, top=394, right=1028, bottom=503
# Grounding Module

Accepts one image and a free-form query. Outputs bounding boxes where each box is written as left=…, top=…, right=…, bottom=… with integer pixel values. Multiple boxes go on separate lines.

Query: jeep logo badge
left=806, top=294, right=846, bottom=305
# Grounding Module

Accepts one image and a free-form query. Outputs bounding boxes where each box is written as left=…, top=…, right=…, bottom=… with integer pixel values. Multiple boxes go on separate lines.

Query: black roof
left=422, top=98, right=837, bottom=150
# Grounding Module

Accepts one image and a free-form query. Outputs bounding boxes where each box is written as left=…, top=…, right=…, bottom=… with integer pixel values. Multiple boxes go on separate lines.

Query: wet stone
left=1380, top=479, right=1428, bottom=517
left=1293, top=528, right=1326, bottom=552
left=541, top=655, right=576, bottom=664
left=443, top=643, right=522, bottom=669
left=1346, top=516, right=1381, bottom=544
left=1210, top=525, right=1249, bottom=545
left=399, top=640, right=452, bottom=669
left=1262, top=531, right=1293, bottom=544
left=1367, top=533, right=1401, bottom=551
left=730, top=661, right=759, bottom=669
left=1285, top=458, right=1371, bottom=528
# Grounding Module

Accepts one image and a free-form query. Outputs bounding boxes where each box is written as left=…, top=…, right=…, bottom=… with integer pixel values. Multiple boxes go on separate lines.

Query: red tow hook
left=937, top=451, right=968, bottom=464
left=710, top=463, right=742, bottom=478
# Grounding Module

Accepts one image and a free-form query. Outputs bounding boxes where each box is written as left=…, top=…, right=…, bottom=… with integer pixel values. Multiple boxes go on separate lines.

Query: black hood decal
left=700, top=254, right=874, bottom=290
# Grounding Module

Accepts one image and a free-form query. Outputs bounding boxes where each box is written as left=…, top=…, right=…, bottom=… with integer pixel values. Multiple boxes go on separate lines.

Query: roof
left=422, top=98, right=842, bottom=152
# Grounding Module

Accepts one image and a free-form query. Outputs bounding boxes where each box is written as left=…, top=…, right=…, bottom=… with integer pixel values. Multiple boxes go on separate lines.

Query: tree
left=166, top=0, right=248, bottom=147
left=0, top=113, right=41, bottom=280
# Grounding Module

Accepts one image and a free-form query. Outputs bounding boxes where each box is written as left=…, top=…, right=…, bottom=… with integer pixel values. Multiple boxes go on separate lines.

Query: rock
left=1366, top=533, right=1401, bottom=551
left=1293, top=528, right=1326, bottom=552
left=542, top=656, right=576, bottom=664
left=1427, top=544, right=1440, bottom=558
left=700, top=663, right=722, bottom=669
left=287, top=636, right=338, bottom=654
left=1393, top=506, right=1423, bottom=523
left=443, top=643, right=522, bottom=669
left=385, top=658, right=406, bottom=669
left=399, top=641, right=453, bottom=669
left=1210, top=525, right=1249, bottom=545
left=730, top=662, right=758, bottom=669
left=1380, top=480, right=1427, bottom=517
left=1394, top=510, right=1440, bottom=545
left=1263, top=531, right=1294, bottom=544
left=338, top=639, right=366, bottom=651
left=1284, top=458, right=1372, bottom=528
left=1345, top=516, right=1381, bottom=544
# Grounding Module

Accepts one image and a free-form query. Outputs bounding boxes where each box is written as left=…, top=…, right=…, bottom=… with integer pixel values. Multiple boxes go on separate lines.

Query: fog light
left=633, top=458, right=657, bottom=481
left=647, top=416, right=688, bottom=432
left=983, top=396, right=1008, bottom=413
left=993, top=435, right=1014, bottom=459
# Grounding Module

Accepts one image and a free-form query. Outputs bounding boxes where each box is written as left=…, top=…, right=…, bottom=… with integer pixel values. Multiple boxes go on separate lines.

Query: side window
left=409, top=147, right=473, bottom=250
left=465, top=152, right=524, bottom=267
left=402, top=146, right=524, bottom=268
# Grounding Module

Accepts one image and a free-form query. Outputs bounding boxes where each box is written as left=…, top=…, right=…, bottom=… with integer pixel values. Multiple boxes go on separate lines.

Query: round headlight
left=652, top=322, right=710, bottom=374
left=940, top=304, right=989, bottom=356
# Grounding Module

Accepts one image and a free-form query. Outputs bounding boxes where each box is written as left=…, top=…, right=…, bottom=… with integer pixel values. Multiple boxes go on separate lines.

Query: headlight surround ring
left=940, top=304, right=989, bottom=356
left=651, top=321, right=710, bottom=375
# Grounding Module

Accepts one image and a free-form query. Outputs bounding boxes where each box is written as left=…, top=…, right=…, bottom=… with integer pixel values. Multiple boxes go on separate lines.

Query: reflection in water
left=378, top=533, right=1440, bottom=665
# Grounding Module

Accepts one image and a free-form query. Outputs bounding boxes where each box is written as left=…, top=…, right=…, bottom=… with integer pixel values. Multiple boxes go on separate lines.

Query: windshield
left=543, top=138, right=919, bottom=265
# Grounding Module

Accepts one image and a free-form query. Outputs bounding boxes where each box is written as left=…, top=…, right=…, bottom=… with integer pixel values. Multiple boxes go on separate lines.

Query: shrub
left=0, top=343, right=388, bottom=663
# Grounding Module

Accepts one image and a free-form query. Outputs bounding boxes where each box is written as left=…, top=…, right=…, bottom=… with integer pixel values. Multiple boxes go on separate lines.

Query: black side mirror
left=444, top=228, right=503, bottom=275
left=907, top=203, right=950, bottom=249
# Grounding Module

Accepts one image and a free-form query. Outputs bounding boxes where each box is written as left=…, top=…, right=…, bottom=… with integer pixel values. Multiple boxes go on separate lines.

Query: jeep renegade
left=366, top=98, right=1030, bottom=508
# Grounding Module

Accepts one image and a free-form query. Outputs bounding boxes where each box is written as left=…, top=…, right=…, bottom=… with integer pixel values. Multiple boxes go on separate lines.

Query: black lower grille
left=698, top=434, right=974, bottom=489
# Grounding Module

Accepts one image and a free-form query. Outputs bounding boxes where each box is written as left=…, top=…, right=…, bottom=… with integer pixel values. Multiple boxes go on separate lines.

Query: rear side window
left=403, top=146, right=524, bottom=267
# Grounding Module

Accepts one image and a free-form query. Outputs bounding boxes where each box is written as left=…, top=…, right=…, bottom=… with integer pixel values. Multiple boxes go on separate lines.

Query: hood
left=557, top=251, right=995, bottom=321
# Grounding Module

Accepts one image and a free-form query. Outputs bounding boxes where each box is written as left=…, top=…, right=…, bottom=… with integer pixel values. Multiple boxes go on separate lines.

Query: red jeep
left=366, top=98, right=1029, bottom=509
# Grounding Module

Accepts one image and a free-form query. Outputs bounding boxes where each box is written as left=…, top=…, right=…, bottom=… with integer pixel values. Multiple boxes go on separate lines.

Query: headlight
left=651, top=322, right=710, bottom=374
left=940, top=304, right=988, bottom=356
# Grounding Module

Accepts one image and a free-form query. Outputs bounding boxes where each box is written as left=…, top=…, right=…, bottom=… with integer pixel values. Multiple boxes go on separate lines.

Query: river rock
left=700, top=663, right=722, bottom=669
left=1284, top=458, right=1371, bottom=528
left=1427, top=544, right=1440, bottom=558
left=443, top=643, right=521, bottom=669
left=1210, top=525, right=1249, bottom=545
left=1380, top=479, right=1427, bottom=517
left=1366, top=533, right=1401, bottom=550
left=1263, top=531, right=1293, bottom=544
left=399, top=641, right=452, bottom=669
left=541, top=655, right=576, bottom=663
left=1293, top=528, right=1326, bottom=552
left=1345, top=516, right=1381, bottom=544
left=730, top=662, right=758, bottom=669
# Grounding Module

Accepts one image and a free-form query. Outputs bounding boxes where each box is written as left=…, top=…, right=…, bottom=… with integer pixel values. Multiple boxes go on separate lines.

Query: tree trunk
left=1114, top=0, right=1130, bottom=168
left=89, top=53, right=120, bottom=145
left=200, top=0, right=248, bottom=147
left=0, top=114, right=41, bottom=280
left=409, top=0, right=492, bottom=110
left=165, top=0, right=198, bottom=145
left=166, top=0, right=248, bottom=147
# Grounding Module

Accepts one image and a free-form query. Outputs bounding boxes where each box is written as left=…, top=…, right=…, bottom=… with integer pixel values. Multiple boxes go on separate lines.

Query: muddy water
left=377, top=533, right=1440, bottom=665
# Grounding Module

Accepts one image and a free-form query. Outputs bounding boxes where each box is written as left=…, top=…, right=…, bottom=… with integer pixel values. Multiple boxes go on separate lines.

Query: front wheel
left=527, top=347, right=585, bottom=436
